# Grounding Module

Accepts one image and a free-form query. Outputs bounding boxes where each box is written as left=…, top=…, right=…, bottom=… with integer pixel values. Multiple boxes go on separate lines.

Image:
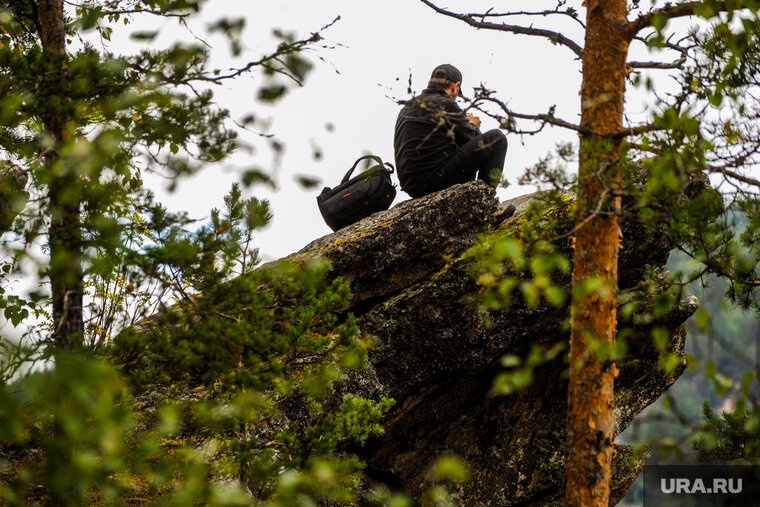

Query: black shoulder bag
left=317, top=155, right=397, bottom=232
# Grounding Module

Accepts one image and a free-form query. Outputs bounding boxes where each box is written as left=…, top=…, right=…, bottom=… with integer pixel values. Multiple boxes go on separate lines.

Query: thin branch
left=663, top=392, right=693, bottom=427
left=671, top=264, right=712, bottom=290
left=633, top=32, right=695, bottom=52
left=551, top=155, right=625, bottom=243
left=467, top=2, right=586, bottom=29
left=473, top=91, right=588, bottom=135
left=419, top=0, right=583, bottom=58
left=628, top=32, right=694, bottom=70
left=708, top=164, right=760, bottom=188
left=551, top=164, right=631, bottom=232
left=100, top=8, right=190, bottom=19
left=628, top=56, right=687, bottom=70
left=216, top=312, right=241, bottom=323
left=676, top=241, right=760, bottom=289
left=506, top=108, right=587, bottom=134
left=708, top=327, right=757, bottom=371
left=551, top=187, right=612, bottom=243
left=63, top=0, right=190, bottom=18
left=612, top=123, right=662, bottom=139
left=178, top=16, right=211, bottom=49
left=200, top=16, right=340, bottom=83
left=168, top=266, right=192, bottom=301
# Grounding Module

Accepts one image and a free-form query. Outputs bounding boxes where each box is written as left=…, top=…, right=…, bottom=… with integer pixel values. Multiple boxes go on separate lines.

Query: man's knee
left=483, top=129, right=507, bottom=153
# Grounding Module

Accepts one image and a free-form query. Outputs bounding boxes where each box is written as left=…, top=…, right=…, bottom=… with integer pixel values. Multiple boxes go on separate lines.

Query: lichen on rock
left=283, top=180, right=697, bottom=505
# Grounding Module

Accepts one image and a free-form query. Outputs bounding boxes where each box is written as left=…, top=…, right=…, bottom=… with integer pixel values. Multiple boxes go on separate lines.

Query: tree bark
left=563, top=1, right=629, bottom=505
left=36, top=0, right=84, bottom=348
left=36, top=0, right=66, bottom=51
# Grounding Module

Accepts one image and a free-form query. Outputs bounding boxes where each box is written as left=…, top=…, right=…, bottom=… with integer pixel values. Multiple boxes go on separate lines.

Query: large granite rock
left=287, top=180, right=695, bottom=505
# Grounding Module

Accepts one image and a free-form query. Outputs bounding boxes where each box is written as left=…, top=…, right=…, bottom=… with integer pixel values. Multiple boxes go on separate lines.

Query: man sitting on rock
left=393, top=64, right=508, bottom=199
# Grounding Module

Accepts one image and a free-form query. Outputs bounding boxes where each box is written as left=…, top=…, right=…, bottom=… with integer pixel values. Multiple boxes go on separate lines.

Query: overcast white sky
left=127, top=0, right=681, bottom=262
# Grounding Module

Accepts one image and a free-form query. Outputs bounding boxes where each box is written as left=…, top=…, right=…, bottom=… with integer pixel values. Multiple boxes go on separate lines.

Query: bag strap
left=341, top=155, right=395, bottom=183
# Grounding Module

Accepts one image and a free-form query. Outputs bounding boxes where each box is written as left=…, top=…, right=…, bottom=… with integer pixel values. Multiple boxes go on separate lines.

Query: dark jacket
left=393, top=84, right=481, bottom=191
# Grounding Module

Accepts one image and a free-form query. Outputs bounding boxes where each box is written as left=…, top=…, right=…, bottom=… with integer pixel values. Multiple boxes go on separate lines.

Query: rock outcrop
left=291, top=181, right=695, bottom=505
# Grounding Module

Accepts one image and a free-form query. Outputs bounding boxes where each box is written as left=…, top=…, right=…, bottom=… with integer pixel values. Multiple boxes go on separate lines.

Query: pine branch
left=419, top=0, right=583, bottom=58
left=628, top=56, right=687, bottom=69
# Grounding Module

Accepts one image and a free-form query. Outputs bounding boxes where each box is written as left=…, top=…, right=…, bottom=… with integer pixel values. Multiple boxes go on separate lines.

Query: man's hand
left=466, top=113, right=481, bottom=129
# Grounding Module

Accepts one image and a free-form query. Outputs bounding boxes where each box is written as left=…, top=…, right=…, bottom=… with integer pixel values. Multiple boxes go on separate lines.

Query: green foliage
left=621, top=241, right=760, bottom=470
left=0, top=354, right=236, bottom=505
left=469, top=194, right=572, bottom=314
left=615, top=9, right=760, bottom=470
left=0, top=5, right=390, bottom=502
left=518, top=141, right=577, bottom=191
left=459, top=192, right=578, bottom=404
left=0, top=0, right=334, bottom=347
left=112, top=258, right=358, bottom=389
left=419, top=455, right=471, bottom=507
left=0, top=337, right=40, bottom=384
left=695, top=400, right=760, bottom=464
left=491, top=341, right=567, bottom=396
left=97, top=185, right=394, bottom=502
left=632, top=11, right=760, bottom=315
left=1, top=208, right=393, bottom=503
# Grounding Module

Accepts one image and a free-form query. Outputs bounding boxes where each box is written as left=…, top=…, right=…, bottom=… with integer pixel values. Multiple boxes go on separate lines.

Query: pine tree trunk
left=37, top=0, right=66, bottom=51
left=36, top=0, right=84, bottom=348
left=563, top=1, right=629, bottom=504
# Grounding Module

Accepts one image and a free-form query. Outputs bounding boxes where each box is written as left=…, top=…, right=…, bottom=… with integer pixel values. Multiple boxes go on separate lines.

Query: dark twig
left=472, top=90, right=588, bottom=135
left=708, top=165, right=760, bottom=188
left=550, top=156, right=625, bottom=243
left=628, top=32, right=694, bottom=70
left=200, top=16, right=340, bottom=83
left=468, top=1, right=586, bottom=29
left=420, top=0, right=583, bottom=58
left=612, top=123, right=662, bottom=139
left=628, top=57, right=688, bottom=70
